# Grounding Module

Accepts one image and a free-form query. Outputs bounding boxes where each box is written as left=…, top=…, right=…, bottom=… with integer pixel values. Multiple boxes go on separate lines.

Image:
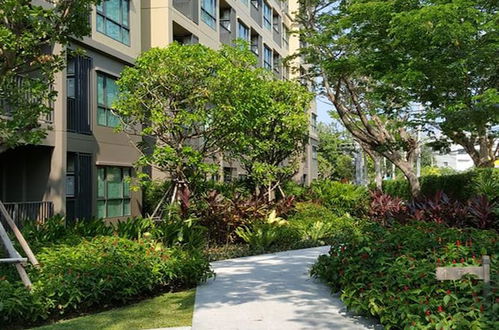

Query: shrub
left=142, top=180, right=172, bottom=216
left=383, top=168, right=499, bottom=201
left=309, top=180, right=368, bottom=216
left=370, top=191, right=498, bottom=230
left=311, top=222, right=498, bottom=328
left=0, top=236, right=213, bottom=326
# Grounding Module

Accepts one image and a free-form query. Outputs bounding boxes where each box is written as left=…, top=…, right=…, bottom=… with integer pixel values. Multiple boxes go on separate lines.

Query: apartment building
left=0, top=0, right=318, bottom=223
left=142, top=0, right=319, bottom=184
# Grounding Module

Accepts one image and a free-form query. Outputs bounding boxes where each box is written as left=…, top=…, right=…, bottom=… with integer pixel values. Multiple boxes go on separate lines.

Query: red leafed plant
left=467, top=195, right=497, bottom=230
left=368, top=191, right=407, bottom=226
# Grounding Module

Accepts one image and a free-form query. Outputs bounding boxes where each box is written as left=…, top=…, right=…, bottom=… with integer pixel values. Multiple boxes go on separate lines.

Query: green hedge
left=311, top=221, right=498, bottom=328
left=0, top=236, right=212, bottom=326
left=309, top=180, right=369, bottom=216
left=382, top=168, right=499, bottom=201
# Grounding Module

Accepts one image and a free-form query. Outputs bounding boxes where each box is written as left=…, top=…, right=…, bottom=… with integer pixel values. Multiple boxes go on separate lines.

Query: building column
left=45, top=44, right=67, bottom=215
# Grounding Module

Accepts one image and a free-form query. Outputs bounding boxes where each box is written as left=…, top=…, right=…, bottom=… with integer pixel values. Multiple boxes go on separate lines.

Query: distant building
left=433, top=146, right=474, bottom=172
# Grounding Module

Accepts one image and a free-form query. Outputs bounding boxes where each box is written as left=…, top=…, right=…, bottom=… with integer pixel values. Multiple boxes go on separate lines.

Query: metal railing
left=1, top=201, right=54, bottom=228
left=0, top=75, right=54, bottom=124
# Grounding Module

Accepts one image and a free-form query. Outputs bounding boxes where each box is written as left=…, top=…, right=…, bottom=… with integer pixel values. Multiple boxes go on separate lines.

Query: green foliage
left=0, top=0, right=99, bottom=147
left=142, top=180, right=172, bottom=216
left=309, top=180, right=369, bottom=216
left=0, top=236, right=212, bottom=326
left=21, top=215, right=206, bottom=251
left=317, top=123, right=355, bottom=181
left=311, top=222, right=498, bottom=328
left=289, top=202, right=361, bottom=245
left=383, top=168, right=499, bottom=201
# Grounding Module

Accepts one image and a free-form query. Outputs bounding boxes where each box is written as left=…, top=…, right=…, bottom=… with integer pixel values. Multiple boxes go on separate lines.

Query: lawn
left=34, top=289, right=195, bottom=330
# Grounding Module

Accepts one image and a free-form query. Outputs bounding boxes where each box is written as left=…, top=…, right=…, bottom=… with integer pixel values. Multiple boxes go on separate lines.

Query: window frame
left=96, top=0, right=130, bottom=46
left=97, top=166, right=131, bottom=218
left=97, top=72, right=120, bottom=128
left=263, top=2, right=272, bottom=30
left=238, top=20, right=250, bottom=41
left=312, top=146, right=318, bottom=160
left=201, top=0, right=217, bottom=29
left=263, top=45, right=272, bottom=70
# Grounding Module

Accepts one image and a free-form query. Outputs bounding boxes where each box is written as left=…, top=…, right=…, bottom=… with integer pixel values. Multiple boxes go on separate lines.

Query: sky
left=316, top=95, right=333, bottom=125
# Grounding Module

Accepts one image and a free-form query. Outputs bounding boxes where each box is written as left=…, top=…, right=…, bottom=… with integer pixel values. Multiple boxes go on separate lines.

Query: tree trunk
left=398, top=163, right=421, bottom=199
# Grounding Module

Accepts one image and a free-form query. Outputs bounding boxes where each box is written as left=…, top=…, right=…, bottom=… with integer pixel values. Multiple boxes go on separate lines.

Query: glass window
left=283, top=25, right=289, bottom=47
left=240, top=0, right=249, bottom=6
left=238, top=21, right=250, bottom=41
left=201, top=0, right=217, bottom=29
left=311, top=113, right=317, bottom=132
left=263, top=2, right=272, bottom=30
left=97, top=166, right=132, bottom=218
left=312, top=146, right=318, bottom=160
left=220, top=8, right=231, bottom=31
left=251, top=0, right=261, bottom=9
left=264, top=45, right=272, bottom=70
left=97, top=73, right=120, bottom=128
left=96, top=0, right=130, bottom=45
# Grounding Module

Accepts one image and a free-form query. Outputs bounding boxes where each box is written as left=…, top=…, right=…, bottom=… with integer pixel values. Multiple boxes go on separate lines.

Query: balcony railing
left=0, top=75, right=54, bottom=124
left=1, top=201, right=54, bottom=228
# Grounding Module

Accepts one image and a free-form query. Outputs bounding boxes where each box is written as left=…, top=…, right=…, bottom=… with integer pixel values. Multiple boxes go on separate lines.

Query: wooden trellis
left=0, top=201, right=39, bottom=288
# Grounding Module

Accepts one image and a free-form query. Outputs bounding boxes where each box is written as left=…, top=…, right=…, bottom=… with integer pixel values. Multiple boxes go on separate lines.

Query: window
left=67, top=55, right=92, bottom=134
left=311, top=113, right=317, bottom=132
left=223, top=167, right=234, bottom=182
left=251, top=34, right=259, bottom=55
left=263, top=2, right=272, bottom=30
left=312, top=146, right=318, bottom=160
left=238, top=21, right=250, bottom=41
left=272, top=12, right=280, bottom=32
left=97, top=0, right=130, bottom=45
left=97, top=73, right=120, bottom=128
left=263, top=45, right=272, bottom=70
left=97, top=167, right=131, bottom=218
left=273, top=52, right=280, bottom=74
left=251, top=0, right=261, bottom=9
left=220, top=8, right=231, bottom=31
left=201, top=0, right=217, bottom=29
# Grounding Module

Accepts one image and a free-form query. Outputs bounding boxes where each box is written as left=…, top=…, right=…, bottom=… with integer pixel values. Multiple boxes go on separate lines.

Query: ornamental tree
left=0, top=0, right=99, bottom=149
left=114, top=43, right=258, bottom=212
left=218, top=47, right=313, bottom=198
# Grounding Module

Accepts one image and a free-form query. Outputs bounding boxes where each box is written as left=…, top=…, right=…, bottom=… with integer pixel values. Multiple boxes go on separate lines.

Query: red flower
left=452, top=259, right=456, bottom=264
left=403, top=285, right=409, bottom=291
left=446, top=290, right=451, bottom=295
left=425, top=310, right=431, bottom=316
left=437, top=306, right=444, bottom=313
left=456, top=240, right=461, bottom=247
left=460, top=258, right=465, bottom=263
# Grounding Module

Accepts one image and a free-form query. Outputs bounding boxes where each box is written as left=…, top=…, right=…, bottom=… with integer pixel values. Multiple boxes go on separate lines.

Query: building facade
left=0, top=0, right=318, bottom=222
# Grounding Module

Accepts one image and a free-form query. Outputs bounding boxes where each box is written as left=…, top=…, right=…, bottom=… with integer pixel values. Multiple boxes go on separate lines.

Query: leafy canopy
left=0, top=0, right=100, bottom=148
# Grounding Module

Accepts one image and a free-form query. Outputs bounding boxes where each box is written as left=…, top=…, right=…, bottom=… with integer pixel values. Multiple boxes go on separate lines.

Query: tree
left=221, top=66, right=313, bottom=199
left=300, top=0, right=498, bottom=167
left=316, top=122, right=355, bottom=181
left=297, top=0, right=422, bottom=197
left=387, top=0, right=498, bottom=167
left=115, top=44, right=258, bottom=214
left=0, top=0, right=99, bottom=149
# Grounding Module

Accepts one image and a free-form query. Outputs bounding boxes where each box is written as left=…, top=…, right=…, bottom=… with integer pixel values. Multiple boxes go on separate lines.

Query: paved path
left=192, top=246, right=381, bottom=330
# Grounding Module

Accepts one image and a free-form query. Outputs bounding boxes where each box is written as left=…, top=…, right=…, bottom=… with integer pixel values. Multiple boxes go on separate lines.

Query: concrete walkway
left=192, top=246, right=381, bottom=330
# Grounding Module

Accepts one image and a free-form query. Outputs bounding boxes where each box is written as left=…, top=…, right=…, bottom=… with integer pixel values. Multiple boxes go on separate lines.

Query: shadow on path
left=192, top=246, right=382, bottom=330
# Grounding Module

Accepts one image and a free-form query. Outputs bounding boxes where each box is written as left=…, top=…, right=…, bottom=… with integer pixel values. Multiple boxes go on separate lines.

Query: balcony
left=0, top=75, right=54, bottom=124
left=1, top=201, right=54, bottom=228
left=173, top=0, right=199, bottom=24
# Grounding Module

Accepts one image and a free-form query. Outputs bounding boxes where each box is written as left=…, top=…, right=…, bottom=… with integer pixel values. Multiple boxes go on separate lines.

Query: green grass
left=33, top=289, right=195, bottom=330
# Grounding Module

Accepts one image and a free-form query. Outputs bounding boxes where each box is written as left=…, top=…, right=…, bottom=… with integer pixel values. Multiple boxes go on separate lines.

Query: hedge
left=382, top=168, right=499, bottom=201
left=0, top=236, right=213, bottom=327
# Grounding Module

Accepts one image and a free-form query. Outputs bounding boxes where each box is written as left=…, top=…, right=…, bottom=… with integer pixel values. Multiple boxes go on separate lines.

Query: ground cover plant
left=311, top=221, right=498, bottom=329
